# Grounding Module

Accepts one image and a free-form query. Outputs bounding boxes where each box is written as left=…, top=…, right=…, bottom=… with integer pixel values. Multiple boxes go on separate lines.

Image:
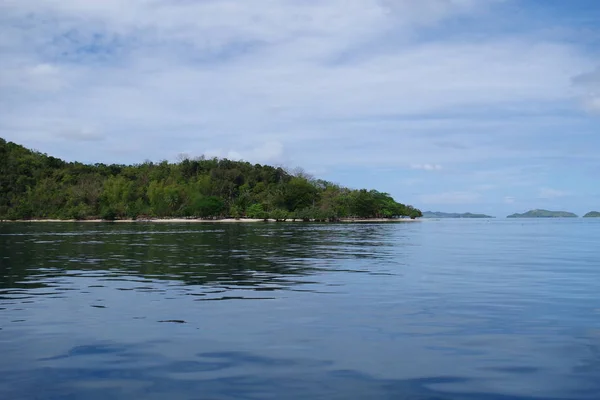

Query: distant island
left=507, top=209, right=578, bottom=218
left=0, top=138, right=422, bottom=221
left=422, top=211, right=494, bottom=219
left=583, top=211, right=600, bottom=218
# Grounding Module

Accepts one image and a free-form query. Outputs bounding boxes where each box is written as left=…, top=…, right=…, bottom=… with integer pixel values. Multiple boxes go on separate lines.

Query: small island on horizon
left=583, top=211, right=600, bottom=218
left=507, top=209, right=578, bottom=218
left=422, top=211, right=494, bottom=219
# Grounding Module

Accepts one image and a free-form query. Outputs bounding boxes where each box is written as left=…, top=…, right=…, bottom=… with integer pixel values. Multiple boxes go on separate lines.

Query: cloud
left=503, top=196, right=516, bottom=204
left=0, top=2, right=590, bottom=128
left=0, top=0, right=599, bottom=215
left=202, top=141, right=285, bottom=165
left=1, top=63, right=64, bottom=92
left=572, top=66, right=600, bottom=86
left=435, top=141, right=469, bottom=150
left=410, top=163, right=443, bottom=171
left=572, top=66, right=600, bottom=114
left=476, top=184, right=495, bottom=191
left=55, top=128, right=105, bottom=142
left=583, top=96, right=600, bottom=113
left=538, top=188, right=569, bottom=199
left=399, top=178, right=421, bottom=186
left=419, top=191, right=481, bottom=205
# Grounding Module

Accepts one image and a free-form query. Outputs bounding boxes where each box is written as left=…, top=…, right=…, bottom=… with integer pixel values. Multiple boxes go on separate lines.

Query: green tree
left=0, top=138, right=421, bottom=221
left=270, top=208, right=288, bottom=222
left=283, top=177, right=317, bottom=211
left=350, top=189, right=377, bottom=218
left=194, top=196, right=225, bottom=218
left=247, top=203, right=268, bottom=219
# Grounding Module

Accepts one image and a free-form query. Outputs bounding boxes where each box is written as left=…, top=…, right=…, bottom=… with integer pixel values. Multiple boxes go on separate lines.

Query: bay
left=1, top=219, right=599, bottom=399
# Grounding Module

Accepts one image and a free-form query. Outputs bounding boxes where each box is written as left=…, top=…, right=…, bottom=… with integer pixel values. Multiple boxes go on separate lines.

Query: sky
left=1, top=0, right=599, bottom=217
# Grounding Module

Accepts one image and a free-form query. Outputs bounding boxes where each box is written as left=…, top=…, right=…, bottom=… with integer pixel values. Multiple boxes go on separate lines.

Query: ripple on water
left=1, top=221, right=600, bottom=399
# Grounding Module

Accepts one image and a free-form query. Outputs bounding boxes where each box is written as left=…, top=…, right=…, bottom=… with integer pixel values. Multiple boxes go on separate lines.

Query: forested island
left=0, top=138, right=421, bottom=221
left=507, top=209, right=578, bottom=218
left=583, top=211, right=600, bottom=218
left=422, top=211, right=494, bottom=218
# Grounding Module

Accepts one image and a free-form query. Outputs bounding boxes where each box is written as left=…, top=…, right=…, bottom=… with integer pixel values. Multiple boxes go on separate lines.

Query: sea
left=1, top=219, right=599, bottom=399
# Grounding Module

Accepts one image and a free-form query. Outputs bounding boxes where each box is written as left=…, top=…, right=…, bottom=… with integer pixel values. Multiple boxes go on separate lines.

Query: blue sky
left=1, top=0, right=599, bottom=217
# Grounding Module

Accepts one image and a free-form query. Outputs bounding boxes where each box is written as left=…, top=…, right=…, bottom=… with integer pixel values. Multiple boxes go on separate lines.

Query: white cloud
left=503, top=196, right=516, bottom=204
left=1, top=1, right=590, bottom=143
left=572, top=66, right=600, bottom=114
left=1, top=63, right=64, bottom=92
left=410, top=163, right=443, bottom=171
left=202, top=141, right=285, bottom=165
left=538, top=188, right=569, bottom=199
left=0, top=0, right=599, bottom=216
left=399, top=178, right=421, bottom=186
left=583, top=96, right=600, bottom=113
left=55, top=128, right=104, bottom=142
left=476, top=184, right=496, bottom=191
left=420, top=191, right=481, bottom=205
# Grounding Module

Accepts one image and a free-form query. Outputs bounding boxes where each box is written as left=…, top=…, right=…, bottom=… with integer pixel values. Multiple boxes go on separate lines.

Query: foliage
left=100, top=207, right=117, bottom=221
left=246, top=204, right=267, bottom=220
left=507, top=209, right=577, bottom=218
left=422, top=211, right=493, bottom=219
left=269, top=209, right=288, bottom=222
left=0, top=138, right=421, bottom=221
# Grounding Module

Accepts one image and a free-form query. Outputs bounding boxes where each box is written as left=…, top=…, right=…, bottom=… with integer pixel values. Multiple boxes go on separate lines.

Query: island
left=507, top=209, right=578, bottom=218
left=0, top=138, right=422, bottom=221
left=422, top=211, right=494, bottom=219
left=583, top=211, right=600, bottom=218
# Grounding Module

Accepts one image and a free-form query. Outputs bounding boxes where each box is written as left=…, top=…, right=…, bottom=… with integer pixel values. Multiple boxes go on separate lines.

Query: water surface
left=1, top=220, right=599, bottom=399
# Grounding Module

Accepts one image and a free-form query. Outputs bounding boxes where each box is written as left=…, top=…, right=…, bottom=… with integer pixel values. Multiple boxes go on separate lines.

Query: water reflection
left=1, top=338, right=589, bottom=400
left=0, top=223, right=402, bottom=296
left=1, top=220, right=600, bottom=399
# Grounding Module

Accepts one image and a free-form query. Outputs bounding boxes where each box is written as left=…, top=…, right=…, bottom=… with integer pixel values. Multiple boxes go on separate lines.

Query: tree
left=270, top=209, right=288, bottom=222
left=350, top=189, right=377, bottom=218
left=283, top=177, right=318, bottom=211
left=0, top=138, right=422, bottom=221
left=247, top=203, right=267, bottom=220
left=192, top=196, right=225, bottom=218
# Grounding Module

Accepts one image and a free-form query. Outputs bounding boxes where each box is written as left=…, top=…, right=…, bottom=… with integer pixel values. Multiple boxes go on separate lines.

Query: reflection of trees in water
left=0, top=222, right=408, bottom=292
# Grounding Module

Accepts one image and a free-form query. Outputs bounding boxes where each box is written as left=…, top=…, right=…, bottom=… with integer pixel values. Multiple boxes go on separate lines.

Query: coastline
left=0, top=218, right=420, bottom=224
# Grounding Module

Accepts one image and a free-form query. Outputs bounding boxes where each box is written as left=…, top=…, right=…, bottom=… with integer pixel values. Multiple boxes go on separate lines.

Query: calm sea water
left=1, top=220, right=599, bottom=400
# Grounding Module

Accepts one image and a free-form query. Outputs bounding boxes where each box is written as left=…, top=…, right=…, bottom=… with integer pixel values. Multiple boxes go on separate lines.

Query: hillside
left=507, top=209, right=578, bottom=218
left=422, top=211, right=494, bottom=219
left=0, top=138, right=421, bottom=221
left=583, top=211, right=600, bottom=218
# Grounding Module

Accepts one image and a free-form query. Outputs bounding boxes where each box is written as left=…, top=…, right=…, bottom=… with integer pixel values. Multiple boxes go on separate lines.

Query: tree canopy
left=0, top=138, right=422, bottom=221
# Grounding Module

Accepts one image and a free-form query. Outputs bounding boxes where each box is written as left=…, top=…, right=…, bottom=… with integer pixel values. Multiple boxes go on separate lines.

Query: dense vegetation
left=422, top=211, right=494, bottom=218
left=507, top=209, right=578, bottom=218
left=583, top=211, right=600, bottom=218
left=0, top=138, right=421, bottom=221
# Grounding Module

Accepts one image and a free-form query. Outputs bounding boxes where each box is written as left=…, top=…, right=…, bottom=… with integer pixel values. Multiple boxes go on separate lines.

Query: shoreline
left=0, top=218, right=420, bottom=224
